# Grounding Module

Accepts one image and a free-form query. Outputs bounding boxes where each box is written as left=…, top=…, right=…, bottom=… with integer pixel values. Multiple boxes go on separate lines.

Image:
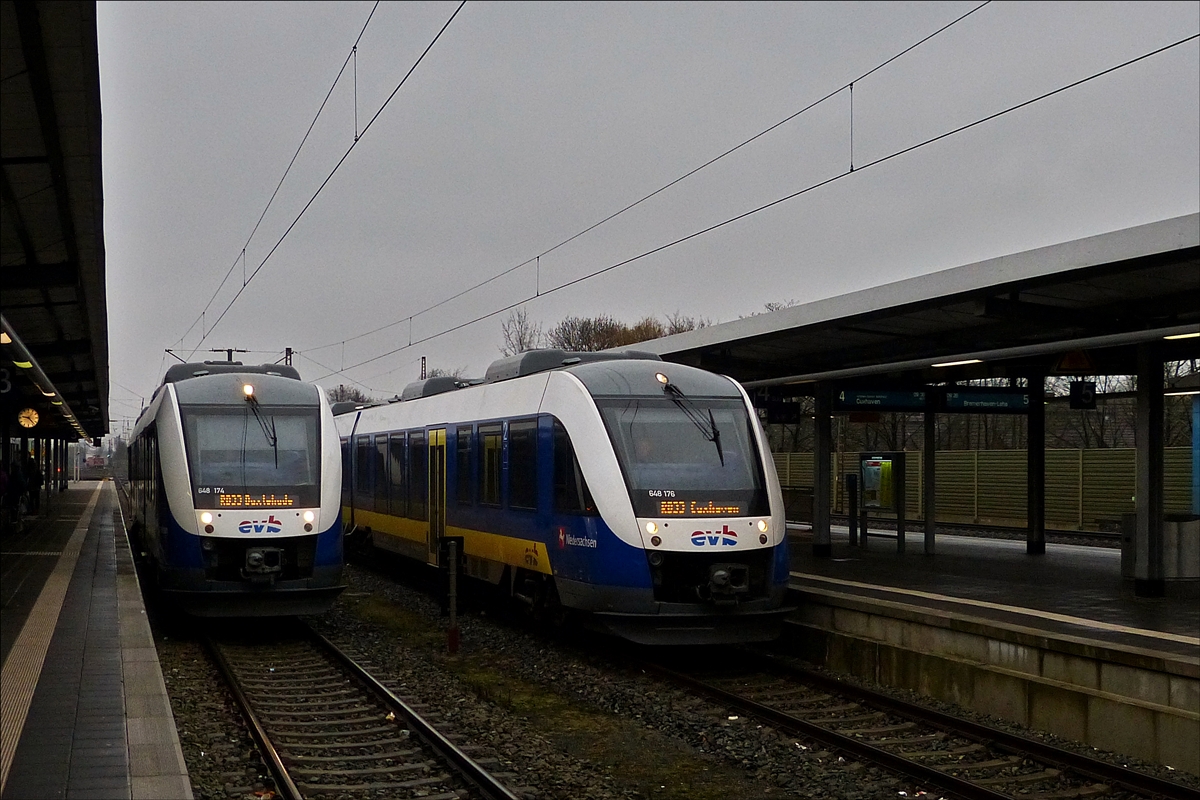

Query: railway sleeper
left=270, top=719, right=386, bottom=734
left=235, top=672, right=347, bottom=686
left=291, top=762, right=434, bottom=777
left=747, top=687, right=826, bottom=703
left=873, top=733, right=946, bottom=748
left=228, top=658, right=330, bottom=671
left=972, top=768, right=1062, bottom=786
left=836, top=722, right=917, bottom=736
left=809, top=712, right=885, bottom=724
left=952, top=755, right=1025, bottom=771
left=284, top=749, right=418, bottom=763
left=297, top=775, right=451, bottom=793
left=241, top=687, right=358, bottom=700
left=281, top=737, right=412, bottom=751
left=1025, top=784, right=1112, bottom=799
left=259, top=707, right=378, bottom=719
left=252, top=698, right=366, bottom=710
left=794, top=703, right=862, bottom=716
left=275, top=725, right=396, bottom=739
left=896, top=743, right=984, bottom=758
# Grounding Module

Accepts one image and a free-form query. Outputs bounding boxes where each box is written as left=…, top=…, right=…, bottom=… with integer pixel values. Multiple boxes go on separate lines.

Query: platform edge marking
left=0, top=483, right=103, bottom=793
left=792, top=573, right=1200, bottom=647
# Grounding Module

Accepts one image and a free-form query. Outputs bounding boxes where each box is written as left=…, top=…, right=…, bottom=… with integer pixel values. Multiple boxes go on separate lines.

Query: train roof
left=483, top=348, right=660, bottom=382
left=162, top=362, right=301, bottom=385
left=400, top=375, right=483, bottom=400
left=329, top=351, right=741, bottom=417
left=566, top=358, right=743, bottom=398
left=170, top=369, right=319, bottom=407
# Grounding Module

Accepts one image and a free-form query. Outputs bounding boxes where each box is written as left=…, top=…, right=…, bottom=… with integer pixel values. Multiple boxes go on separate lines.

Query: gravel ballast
left=153, top=555, right=1197, bottom=799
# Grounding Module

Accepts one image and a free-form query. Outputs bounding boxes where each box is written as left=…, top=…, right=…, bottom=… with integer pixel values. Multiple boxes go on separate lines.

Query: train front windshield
left=181, top=406, right=321, bottom=509
left=596, top=397, right=769, bottom=518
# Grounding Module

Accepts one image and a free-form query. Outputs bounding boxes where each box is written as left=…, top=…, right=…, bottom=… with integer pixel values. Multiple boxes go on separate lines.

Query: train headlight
left=243, top=383, right=255, bottom=399
left=655, top=372, right=669, bottom=385
left=303, top=511, right=315, bottom=523
left=759, top=534, right=768, bottom=544
left=650, top=535, right=662, bottom=547
left=645, top=521, right=657, bottom=535
left=757, top=519, right=768, bottom=533
left=648, top=551, right=664, bottom=566
left=200, top=512, right=213, bottom=524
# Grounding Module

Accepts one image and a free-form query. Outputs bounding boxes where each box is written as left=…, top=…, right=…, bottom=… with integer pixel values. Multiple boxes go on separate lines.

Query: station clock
left=17, top=408, right=39, bottom=428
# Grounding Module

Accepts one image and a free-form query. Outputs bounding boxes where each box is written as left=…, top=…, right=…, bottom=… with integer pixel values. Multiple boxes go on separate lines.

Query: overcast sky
left=96, top=1, right=1199, bottom=431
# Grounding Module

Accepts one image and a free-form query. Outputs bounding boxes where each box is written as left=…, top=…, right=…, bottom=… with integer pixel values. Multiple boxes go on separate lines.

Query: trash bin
left=1121, top=512, right=1137, bottom=579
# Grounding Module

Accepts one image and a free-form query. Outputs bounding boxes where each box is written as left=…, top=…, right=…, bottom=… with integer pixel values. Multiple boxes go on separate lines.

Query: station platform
left=784, top=524, right=1200, bottom=773
left=0, top=481, right=192, bottom=800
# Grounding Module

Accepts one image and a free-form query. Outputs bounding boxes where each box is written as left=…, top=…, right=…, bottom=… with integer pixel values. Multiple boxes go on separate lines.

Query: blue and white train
left=128, top=362, right=344, bottom=616
left=336, top=350, right=790, bottom=644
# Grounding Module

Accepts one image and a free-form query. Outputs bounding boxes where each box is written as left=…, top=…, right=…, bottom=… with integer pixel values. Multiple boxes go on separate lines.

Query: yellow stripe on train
left=343, top=506, right=554, bottom=575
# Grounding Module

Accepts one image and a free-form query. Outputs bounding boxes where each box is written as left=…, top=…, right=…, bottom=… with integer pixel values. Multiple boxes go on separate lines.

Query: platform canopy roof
left=618, top=214, right=1200, bottom=392
left=1, top=0, right=107, bottom=439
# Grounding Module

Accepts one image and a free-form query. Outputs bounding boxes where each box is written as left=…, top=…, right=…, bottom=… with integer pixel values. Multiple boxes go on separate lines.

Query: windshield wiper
left=246, top=396, right=279, bottom=468
left=663, top=382, right=724, bottom=466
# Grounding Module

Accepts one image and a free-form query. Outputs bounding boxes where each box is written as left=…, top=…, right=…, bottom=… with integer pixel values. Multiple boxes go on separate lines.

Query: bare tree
left=500, top=308, right=543, bottom=356
left=327, top=384, right=373, bottom=403
left=742, top=299, right=800, bottom=318
left=665, top=311, right=712, bottom=334
left=626, top=316, right=665, bottom=343
left=545, top=315, right=627, bottom=351
left=427, top=366, right=467, bottom=378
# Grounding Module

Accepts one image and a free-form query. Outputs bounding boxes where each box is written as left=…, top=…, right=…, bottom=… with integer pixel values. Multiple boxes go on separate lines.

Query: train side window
left=553, top=420, right=597, bottom=515
left=455, top=426, right=472, bottom=505
left=508, top=419, right=538, bottom=510
left=478, top=424, right=502, bottom=506
left=374, top=435, right=388, bottom=513
left=354, top=436, right=372, bottom=508
left=388, top=433, right=406, bottom=517
left=408, top=430, right=428, bottom=521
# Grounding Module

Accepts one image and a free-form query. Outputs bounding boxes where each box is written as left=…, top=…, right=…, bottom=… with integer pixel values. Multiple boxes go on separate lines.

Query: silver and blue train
left=336, top=350, right=790, bottom=644
left=128, top=362, right=344, bottom=616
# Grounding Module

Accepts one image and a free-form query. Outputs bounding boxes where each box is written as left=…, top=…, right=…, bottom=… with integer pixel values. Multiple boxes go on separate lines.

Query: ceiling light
left=1165, top=389, right=1200, bottom=397
left=1163, top=331, right=1199, bottom=340
left=0, top=332, right=10, bottom=344
left=12, top=359, right=32, bottom=369
left=931, top=359, right=983, bottom=368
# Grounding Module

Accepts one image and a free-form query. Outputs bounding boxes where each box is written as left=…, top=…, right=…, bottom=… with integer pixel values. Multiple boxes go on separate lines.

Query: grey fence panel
left=772, top=446, right=1193, bottom=530
left=976, top=451, right=1026, bottom=524
left=1045, top=449, right=1082, bottom=527
left=1081, top=449, right=1136, bottom=526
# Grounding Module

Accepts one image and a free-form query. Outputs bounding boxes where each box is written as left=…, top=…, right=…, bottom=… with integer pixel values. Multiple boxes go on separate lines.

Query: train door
left=428, top=428, right=446, bottom=564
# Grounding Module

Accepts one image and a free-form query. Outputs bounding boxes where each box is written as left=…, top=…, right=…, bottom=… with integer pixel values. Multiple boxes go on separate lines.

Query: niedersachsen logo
left=565, top=533, right=597, bottom=548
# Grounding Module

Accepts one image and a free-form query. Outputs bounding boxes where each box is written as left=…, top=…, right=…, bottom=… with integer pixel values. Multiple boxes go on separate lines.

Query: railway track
left=645, top=649, right=1194, bottom=800
left=204, top=622, right=521, bottom=800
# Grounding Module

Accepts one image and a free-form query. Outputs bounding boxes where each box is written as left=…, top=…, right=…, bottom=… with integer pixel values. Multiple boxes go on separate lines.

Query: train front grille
left=647, top=549, right=773, bottom=604
left=203, top=535, right=317, bottom=581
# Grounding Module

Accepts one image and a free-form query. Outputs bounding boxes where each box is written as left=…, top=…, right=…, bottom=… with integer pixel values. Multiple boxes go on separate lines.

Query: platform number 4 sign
left=1069, top=381, right=1097, bottom=410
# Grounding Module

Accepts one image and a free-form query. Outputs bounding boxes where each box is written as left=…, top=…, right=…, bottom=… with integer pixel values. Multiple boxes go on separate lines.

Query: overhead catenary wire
left=310, top=31, right=1199, bottom=383
left=174, top=2, right=382, bottom=350
left=182, top=1, right=465, bottom=357
left=301, top=0, right=994, bottom=356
